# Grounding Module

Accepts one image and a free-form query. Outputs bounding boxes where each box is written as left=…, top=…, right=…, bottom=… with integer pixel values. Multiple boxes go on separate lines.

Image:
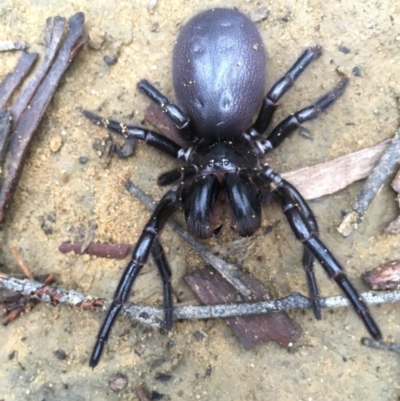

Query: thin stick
left=337, top=128, right=400, bottom=237
left=1, top=273, right=399, bottom=328
left=124, top=180, right=252, bottom=297
left=10, top=245, right=33, bottom=280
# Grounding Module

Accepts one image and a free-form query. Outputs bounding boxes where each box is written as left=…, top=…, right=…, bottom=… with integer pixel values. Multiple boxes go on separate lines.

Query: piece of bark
left=0, top=13, right=89, bottom=222
left=281, top=138, right=392, bottom=200
left=363, top=260, right=400, bottom=291
left=145, top=103, right=188, bottom=148
left=0, top=109, right=12, bottom=169
left=0, top=51, right=38, bottom=109
left=185, top=267, right=302, bottom=350
left=59, top=241, right=132, bottom=259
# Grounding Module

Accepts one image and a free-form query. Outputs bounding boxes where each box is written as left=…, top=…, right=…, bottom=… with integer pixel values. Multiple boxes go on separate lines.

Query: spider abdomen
left=173, top=8, right=267, bottom=140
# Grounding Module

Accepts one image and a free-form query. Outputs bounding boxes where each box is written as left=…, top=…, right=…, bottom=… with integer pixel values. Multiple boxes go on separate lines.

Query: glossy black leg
left=89, top=188, right=178, bottom=368
left=252, top=46, right=322, bottom=135
left=138, top=79, right=189, bottom=130
left=266, top=77, right=349, bottom=149
left=256, top=166, right=321, bottom=318
left=157, top=164, right=199, bottom=186
left=151, top=238, right=173, bottom=330
left=272, top=177, right=382, bottom=340
left=83, top=110, right=189, bottom=160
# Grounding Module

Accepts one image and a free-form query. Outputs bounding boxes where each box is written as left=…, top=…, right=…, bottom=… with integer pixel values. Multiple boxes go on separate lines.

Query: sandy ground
left=1, top=0, right=400, bottom=400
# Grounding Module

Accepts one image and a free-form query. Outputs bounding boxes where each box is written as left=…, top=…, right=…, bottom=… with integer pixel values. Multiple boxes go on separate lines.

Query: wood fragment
left=136, top=385, right=152, bottom=401
left=185, top=267, right=302, bottom=349
left=0, top=51, right=38, bottom=108
left=0, top=13, right=89, bottom=222
left=0, top=41, right=27, bottom=52
left=0, top=109, right=12, bottom=170
left=337, top=128, right=400, bottom=237
left=363, top=260, right=400, bottom=291
left=10, top=16, right=67, bottom=126
left=59, top=241, right=132, bottom=259
left=281, top=138, right=392, bottom=200
left=145, top=103, right=188, bottom=148
left=11, top=245, right=33, bottom=280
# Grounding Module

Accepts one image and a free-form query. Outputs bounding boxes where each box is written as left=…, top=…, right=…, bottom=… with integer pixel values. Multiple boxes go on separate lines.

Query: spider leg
left=261, top=166, right=382, bottom=340
left=138, top=79, right=196, bottom=142
left=252, top=46, right=322, bottom=135
left=157, top=164, right=199, bottom=186
left=83, top=110, right=192, bottom=161
left=138, top=79, right=189, bottom=130
left=90, top=188, right=179, bottom=368
left=268, top=77, right=349, bottom=151
left=246, top=77, right=349, bottom=155
left=151, top=238, right=173, bottom=330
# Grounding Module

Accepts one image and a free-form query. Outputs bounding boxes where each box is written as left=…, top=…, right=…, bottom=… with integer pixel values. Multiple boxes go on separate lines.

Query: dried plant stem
left=1, top=273, right=399, bottom=328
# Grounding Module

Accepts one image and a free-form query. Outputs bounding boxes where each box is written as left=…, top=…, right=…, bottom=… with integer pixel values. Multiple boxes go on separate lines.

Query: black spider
left=84, top=8, right=382, bottom=368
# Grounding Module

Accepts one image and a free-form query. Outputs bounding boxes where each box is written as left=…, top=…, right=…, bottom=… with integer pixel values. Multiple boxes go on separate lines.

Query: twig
left=0, top=13, right=89, bottom=222
left=0, top=41, right=27, bottom=52
left=11, top=245, right=33, bottom=280
left=1, top=273, right=399, bottom=328
left=59, top=241, right=132, bottom=259
left=125, top=180, right=252, bottom=297
left=0, top=51, right=38, bottom=108
left=361, top=337, right=400, bottom=354
left=10, top=16, right=67, bottom=126
left=337, top=128, right=400, bottom=237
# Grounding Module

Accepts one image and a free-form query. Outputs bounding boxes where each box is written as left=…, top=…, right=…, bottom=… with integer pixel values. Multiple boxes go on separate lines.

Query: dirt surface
left=1, top=0, right=400, bottom=400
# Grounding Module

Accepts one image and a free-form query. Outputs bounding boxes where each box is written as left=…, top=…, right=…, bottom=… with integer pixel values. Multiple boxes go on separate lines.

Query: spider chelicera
left=84, top=8, right=382, bottom=367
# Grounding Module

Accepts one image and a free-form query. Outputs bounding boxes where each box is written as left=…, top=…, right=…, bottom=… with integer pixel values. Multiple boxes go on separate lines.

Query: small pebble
left=352, top=66, right=362, bottom=77
left=338, top=45, right=350, bottom=54
left=49, top=136, right=63, bottom=152
left=109, top=373, right=128, bottom=392
left=79, top=156, right=88, bottom=164
left=193, top=331, right=205, bottom=341
left=151, top=391, right=164, bottom=400
left=61, top=171, right=69, bottom=183
left=150, top=22, right=159, bottom=32
left=155, top=373, right=172, bottom=382
left=103, top=54, right=118, bottom=65
left=54, top=349, right=67, bottom=360
left=249, top=6, right=269, bottom=23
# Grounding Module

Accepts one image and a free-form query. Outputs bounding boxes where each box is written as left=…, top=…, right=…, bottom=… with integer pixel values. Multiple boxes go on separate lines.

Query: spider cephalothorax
left=84, top=8, right=382, bottom=368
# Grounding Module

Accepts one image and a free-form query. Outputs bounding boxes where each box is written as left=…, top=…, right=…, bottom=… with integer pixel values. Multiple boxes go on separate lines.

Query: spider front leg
left=90, top=188, right=179, bottom=368
left=262, top=168, right=382, bottom=340
left=83, top=110, right=192, bottom=161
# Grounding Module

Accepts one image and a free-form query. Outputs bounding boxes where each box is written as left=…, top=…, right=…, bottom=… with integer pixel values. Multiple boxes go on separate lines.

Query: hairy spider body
left=84, top=8, right=382, bottom=368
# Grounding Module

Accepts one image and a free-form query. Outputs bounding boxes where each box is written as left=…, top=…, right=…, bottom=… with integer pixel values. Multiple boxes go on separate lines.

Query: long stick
left=1, top=273, right=398, bottom=328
